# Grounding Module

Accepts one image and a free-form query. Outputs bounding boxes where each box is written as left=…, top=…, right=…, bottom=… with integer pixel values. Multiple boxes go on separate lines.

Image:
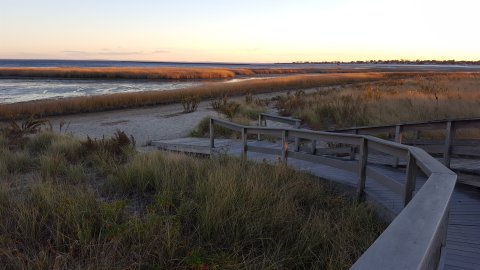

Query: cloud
left=98, top=51, right=143, bottom=56
left=62, top=50, right=143, bottom=56
left=62, top=50, right=170, bottom=56
left=63, top=50, right=88, bottom=54
left=152, top=50, right=170, bottom=54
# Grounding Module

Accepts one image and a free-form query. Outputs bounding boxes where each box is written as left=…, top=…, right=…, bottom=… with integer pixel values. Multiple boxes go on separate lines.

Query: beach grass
left=275, top=73, right=480, bottom=131
left=0, top=72, right=399, bottom=120
left=0, top=130, right=386, bottom=269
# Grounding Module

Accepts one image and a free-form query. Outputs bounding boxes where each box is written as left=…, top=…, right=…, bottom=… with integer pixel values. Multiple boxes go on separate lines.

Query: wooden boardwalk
left=152, top=137, right=480, bottom=270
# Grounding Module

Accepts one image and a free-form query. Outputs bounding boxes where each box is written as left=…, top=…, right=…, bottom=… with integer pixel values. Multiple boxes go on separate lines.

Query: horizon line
left=1, top=58, right=480, bottom=65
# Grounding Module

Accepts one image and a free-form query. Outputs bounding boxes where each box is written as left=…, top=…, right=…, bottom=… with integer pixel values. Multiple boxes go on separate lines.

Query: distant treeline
left=288, top=60, right=480, bottom=65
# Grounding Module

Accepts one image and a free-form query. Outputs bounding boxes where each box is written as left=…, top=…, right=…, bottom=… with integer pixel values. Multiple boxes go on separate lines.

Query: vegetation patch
left=274, top=73, right=480, bottom=131
left=0, top=130, right=386, bottom=269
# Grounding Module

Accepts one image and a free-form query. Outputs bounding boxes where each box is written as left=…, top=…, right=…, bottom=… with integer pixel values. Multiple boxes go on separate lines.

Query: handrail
left=328, top=118, right=480, bottom=168
left=258, top=113, right=302, bottom=151
left=330, top=117, right=480, bottom=133
left=209, top=117, right=457, bottom=270
left=259, top=113, right=302, bottom=126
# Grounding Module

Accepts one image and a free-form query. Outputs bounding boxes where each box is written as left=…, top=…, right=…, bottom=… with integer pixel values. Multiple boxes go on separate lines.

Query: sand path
left=45, top=88, right=321, bottom=150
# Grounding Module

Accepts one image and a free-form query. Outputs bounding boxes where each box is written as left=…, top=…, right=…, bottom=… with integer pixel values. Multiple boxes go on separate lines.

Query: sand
left=44, top=88, right=320, bottom=151
left=47, top=101, right=217, bottom=149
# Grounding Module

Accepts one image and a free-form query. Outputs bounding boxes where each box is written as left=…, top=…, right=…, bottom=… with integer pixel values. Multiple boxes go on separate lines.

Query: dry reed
left=0, top=67, right=350, bottom=80
left=277, top=73, right=480, bottom=131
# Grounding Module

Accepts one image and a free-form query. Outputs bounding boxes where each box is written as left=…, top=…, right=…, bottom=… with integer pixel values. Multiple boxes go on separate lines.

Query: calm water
left=0, top=79, right=201, bottom=103
left=2, top=59, right=480, bottom=104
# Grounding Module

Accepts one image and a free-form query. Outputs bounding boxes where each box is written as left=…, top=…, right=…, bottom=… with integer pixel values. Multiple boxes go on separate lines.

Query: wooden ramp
left=151, top=137, right=480, bottom=270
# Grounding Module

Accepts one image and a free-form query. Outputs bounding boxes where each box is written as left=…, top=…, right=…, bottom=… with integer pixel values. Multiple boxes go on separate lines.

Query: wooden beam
left=242, top=127, right=247, bottom=160
left=404, top=152, right=417, bottom=206
left=294, top=120, right=301, bottom=152
left=444, top=121, right=455, bottom=168
left=350, top=129, right=359, bottom=160
left=393, top=125, right=403, bottom=168
left=357, top=138, right=368, bottom=201
left=257, top=114, right=262, bottom=141
left=209, top=118, right=214, bottom=149
left=282, top=130, right=288, bottom=163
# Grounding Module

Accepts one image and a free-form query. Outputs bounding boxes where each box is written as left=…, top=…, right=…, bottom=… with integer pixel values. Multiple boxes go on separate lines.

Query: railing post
left=404, top=151, right=417, bottom=206
left=415, top=130, right=421, bottom=140
left=311, top=140, right=317, bottom=155
left=294, top=120, right=300, bottom=152
left=357, top=138, right=368, bottom=201
left=242, top=127, right=248, bottom=160
left=257, top=114, right=262, bottom=141
left=350, top=129, right=359, bottom=160
left=393, top=125, right=403, bottom=167
left=209, top=118, right=214, bottom=150
left=282, top=130, right=288, bottom=163
left=444, top=121, right=455, bottom=168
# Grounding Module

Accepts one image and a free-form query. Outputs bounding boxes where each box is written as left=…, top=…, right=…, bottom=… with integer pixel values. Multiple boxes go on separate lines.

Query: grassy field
left=0, top=127, right=386, bottom=269
left=274, top=73, right=480, bottom=130
left=0, top=72, right=398, bottom=120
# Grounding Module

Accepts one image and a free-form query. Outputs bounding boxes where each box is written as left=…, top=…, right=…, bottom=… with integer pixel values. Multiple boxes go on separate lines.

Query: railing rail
left=209, top=117, right=457, bottom=270
left=259, top=113, right=301, bottom=126
left=258, top=113, right=302, bottom=151
left=329, top=118, right=480, bottom=167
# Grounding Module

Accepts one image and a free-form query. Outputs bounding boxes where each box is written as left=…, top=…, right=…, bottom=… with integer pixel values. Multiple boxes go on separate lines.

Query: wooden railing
left=331, top=118, right=480, bottom=168
left=258, top=113, right=301, bottom=127
left=209, top=117, right=457, bottom=270
left=258, top=113, right=302, bottom=151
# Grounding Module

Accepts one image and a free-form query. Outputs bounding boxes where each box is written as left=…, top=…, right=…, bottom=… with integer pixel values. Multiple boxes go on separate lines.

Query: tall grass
left=0, top=67, right=355, bottom=80
left=276, top=73, right=480, bottom=130
left=0, top=67, right=238, bottom=80
left=0, top=72, right=401, bottom=119
left=0, top=131, right=386, bottom=269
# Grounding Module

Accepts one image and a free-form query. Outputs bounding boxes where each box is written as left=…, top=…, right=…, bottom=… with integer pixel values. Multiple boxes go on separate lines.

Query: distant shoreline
left=1, top=59, right=480, bottom=70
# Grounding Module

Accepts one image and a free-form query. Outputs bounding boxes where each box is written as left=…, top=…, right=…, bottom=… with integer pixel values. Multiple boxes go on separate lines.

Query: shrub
left=209, top=95, right=228, bottom=110
left=245, top=92, right=253, bottom=104
left=180, top=95, right=200, bottom=113
left=82, top=130, right=135, bottom=156
left=2, top=117, right=50, bottom=147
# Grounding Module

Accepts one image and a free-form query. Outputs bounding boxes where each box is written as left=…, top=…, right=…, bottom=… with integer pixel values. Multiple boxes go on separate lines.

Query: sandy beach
left=44, top=88, right=320, bottom=151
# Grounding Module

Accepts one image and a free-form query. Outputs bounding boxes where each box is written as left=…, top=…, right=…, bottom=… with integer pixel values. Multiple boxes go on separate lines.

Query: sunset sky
left=1, top=0, right=479, bottom=63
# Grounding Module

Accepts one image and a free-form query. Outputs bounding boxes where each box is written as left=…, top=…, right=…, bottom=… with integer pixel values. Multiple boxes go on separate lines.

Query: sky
left=0, top=0, right=479, bottom=63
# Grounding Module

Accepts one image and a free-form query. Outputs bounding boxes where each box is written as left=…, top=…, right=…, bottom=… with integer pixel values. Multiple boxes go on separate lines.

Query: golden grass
left=0, top=72, right=400, bottom=119
left=0, top=66, right=345, bottom=80
left=0, top=67, right=236, bottom=80
left=277, top=73, right=480, bottom=132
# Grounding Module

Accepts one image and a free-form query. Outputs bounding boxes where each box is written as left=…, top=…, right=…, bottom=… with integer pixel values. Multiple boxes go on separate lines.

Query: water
left=0, top=79, right=201, bottom=104
left=2, top=59, right=480, bottom=70
left=2, top=59, right=480, bottom=104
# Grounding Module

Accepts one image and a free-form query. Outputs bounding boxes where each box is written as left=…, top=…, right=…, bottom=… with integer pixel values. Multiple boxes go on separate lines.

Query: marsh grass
left=0, top=131, right=386, bottom=269
left=0, top=67, right=359, bottom=81
left=0, top=72, right=398, bottom=119
left=276, top=73, right=480, bottom=131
